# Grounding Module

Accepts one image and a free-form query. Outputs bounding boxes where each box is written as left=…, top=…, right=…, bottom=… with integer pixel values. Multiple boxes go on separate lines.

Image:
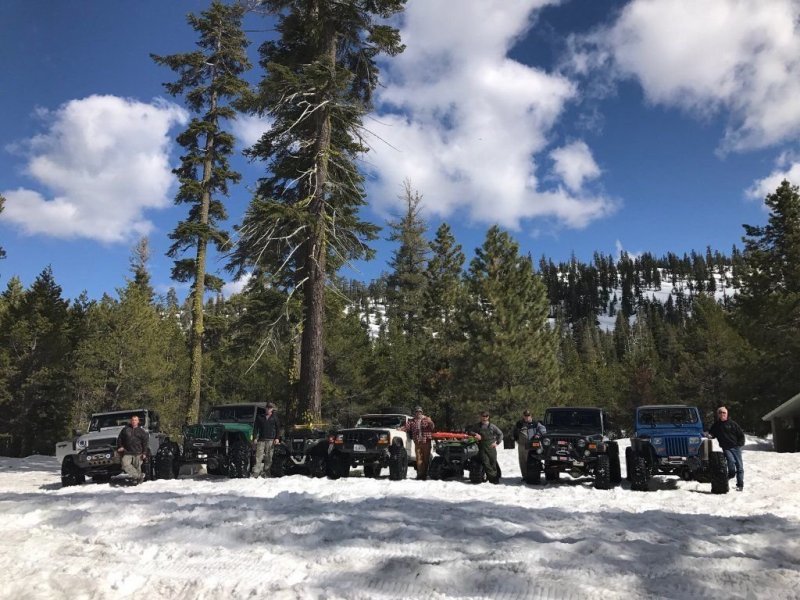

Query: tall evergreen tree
left=234, top=0, right=406, bottom=420
left=152, top=0, right=251, bottom=423
left=0, top=193, right=6, bottom=265
left=459, top=226, right=560, bottom=431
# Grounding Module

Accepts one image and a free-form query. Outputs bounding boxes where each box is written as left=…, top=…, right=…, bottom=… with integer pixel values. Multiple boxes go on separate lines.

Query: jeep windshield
left=356, top=415, right=405, bottom=429
left=545, top=409, right=601, bottom=433
left=638, top=407, right=698, bottom=427
left=205, top=406, right=257, bottom=423
left=89, top=411, right=147, bottom=431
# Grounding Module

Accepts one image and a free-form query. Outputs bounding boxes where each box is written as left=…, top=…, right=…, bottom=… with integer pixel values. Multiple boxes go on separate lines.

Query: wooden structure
left=762, top=393, right=800, bottom=452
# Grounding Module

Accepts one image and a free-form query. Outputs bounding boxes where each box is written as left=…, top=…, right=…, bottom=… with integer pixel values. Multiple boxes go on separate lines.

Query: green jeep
left=181, top=403, right=263, bottom=478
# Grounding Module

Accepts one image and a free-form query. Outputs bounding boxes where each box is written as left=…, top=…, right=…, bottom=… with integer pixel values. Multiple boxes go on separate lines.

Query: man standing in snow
left=512, top=410, right=546, bottom=478
left=469, top=411, right=503, bottom=484
left=116, top=414, right=149, bottom=485
left=252, top=403, right=280, bottom=478
left=401, top=406, right=435, bottom=480
left=708, top=406, right=746, bottom=491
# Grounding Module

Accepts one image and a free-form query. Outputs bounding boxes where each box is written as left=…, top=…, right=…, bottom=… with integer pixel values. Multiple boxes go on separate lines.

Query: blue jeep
left=626, top=405, right=729, bottom=494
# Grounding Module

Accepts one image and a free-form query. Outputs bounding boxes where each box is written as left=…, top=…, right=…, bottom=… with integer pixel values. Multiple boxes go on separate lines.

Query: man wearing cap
left=469, top=411, right=503, bottom=484
left=401, top=406, right=435, bottom=480
left=512, top=410, right=547, bottom=479
left=252, top=403, right=280, bottom=478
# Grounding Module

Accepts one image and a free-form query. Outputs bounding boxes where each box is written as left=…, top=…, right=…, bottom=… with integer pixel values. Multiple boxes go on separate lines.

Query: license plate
left=559, top=456, right=569, bottom=461
left=353, top=444, right=366, bottom=452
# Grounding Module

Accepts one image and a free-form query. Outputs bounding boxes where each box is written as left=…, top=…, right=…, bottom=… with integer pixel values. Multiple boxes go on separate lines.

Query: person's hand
left=117, top=447, right=124, bottom=454
left=474, top=433, right=482, bottom=441
left=491, top=442, right=497, bottom=448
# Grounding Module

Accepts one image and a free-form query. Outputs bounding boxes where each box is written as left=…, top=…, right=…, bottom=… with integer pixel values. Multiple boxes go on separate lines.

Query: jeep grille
left=87, top=438, right=117, bottom=450
left=344, top=430, right=379, bottom=447
left=184, top=424, right=224, bottom=442
left=664, top=436, right=689, bottom=456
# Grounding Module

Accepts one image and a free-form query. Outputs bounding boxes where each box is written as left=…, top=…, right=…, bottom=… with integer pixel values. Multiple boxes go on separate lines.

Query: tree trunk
left=187, top=78, right=218, bottom=424
left=298, top=21, right=336, bottom=422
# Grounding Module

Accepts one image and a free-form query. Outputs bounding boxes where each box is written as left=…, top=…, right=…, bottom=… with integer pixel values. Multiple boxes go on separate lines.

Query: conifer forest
left=2, top=1, right=799, bottom=457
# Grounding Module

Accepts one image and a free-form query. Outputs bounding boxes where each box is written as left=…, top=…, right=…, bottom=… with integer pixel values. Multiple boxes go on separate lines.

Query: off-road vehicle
left=626, top=404, right=729, bottom=494
left=525, top=407, right=621, bottom=489
left=181, top=403, right=263, bottom=478
left=327, top=412, right=415, bottom=479
left=55, top=409, right=167, bottom=487
left=428, top=432, right=479, bottom=481
left=271, top=424, right=334, bottom=478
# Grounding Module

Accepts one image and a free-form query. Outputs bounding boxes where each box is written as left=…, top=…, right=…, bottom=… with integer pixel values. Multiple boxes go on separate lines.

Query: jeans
left=251, top=440, right=276, bottom=477
left=723, top=446, right=744, bottom=488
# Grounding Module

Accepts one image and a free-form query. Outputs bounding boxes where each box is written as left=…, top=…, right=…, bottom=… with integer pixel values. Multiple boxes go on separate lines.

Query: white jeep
left=327, top=413, right=416, bottom=479
left=55, top=408, right=166, bottom=486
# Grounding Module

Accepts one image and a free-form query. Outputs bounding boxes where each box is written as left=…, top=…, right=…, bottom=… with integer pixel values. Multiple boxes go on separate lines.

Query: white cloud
left=1, top=95, right=187, bottom=243
left=230, top=114, right=272, bottom=148
left=746, top=155, right=800, bottom=203
left=365, top=0, right=616, bottom=231
left=550, top=140, right=601, bottom=192
left=579, top=0, right=800, bottom=152
left=222, top=272, right=252, bottom=298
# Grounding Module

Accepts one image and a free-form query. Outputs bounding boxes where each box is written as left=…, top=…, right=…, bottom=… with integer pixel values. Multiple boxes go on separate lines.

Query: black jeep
left=272, top=424, right=334, bottom=478
left=526, top=407, right=621, bottom=489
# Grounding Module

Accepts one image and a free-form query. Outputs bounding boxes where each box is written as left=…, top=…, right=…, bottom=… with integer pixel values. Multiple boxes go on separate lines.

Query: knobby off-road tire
left=227, top=441, right=250, bottom=479
left=363, top=463, right=382, bottom=479
left=155, top=442, right=180, bottom=480
left=428, top=456, right=444, bottom=481
left=327, top=453, right=351, bottom=479
left=525, top=455, right=542, bottom=485
left=61, top=456, right=85, bottom=488
left=630, top=454, right=650, bottom=492
left=608, top=443, right=622, bottom=485
left=468, top=460, right=485, bottom=484
left=307, top=454, right=327, bottom=478
left=544, top=465, right=559, bottom=482
left=388, top=438, right=408, bottom=481
left=594, top=454, right=612, bottom=490
left=625, top=446, right=633, bottom=482
left=709, top=451, right=730, bottom=495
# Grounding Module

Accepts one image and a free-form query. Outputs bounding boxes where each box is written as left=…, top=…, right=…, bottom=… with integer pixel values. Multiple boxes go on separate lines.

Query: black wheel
left=709, top=451, right=730, bottom=495
left=326, top=452, right=342, bottom=480
left=608, top=444, right=622, bottom=484
left=208, top=461, right=224, bottom=476
left=270, top=444, right=288, bottom=478
left=625, top=446, right=633, bottom=481
left=363, top=463, right=382, bottom=478
left=594, top=454, right=611, bottom=490
left=307, top=454, right=327, bottom=478
left=327, top=453, right=350, bottom=479
left=630, top=453, right=650, bottom=491
left=61, top=456, right=85, bottom=487
left=428, top=456, right=444, bottom=481
left=468, top=459, right=485, bottom=484
left=155, top=441, right=180, bottom=480
left=525, top=454, right=542, bottom=485
left=544, top=465, right=559, bottom=482
left=91, top=475, right=111, bottom=484
left=388, top=437, right=408, bottom=481
left=228, top=441, right=250, bottom=479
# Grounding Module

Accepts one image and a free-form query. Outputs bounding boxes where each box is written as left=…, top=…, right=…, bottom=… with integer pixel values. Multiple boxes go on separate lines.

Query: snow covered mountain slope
left=0, top=438, right=798, bottom=599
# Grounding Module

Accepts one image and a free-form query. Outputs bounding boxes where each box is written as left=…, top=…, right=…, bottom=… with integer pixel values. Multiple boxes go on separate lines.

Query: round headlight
left=77, top=439, right=87, bottom=448
left=542, top=437, right=551, bottom=446
left=105, top=453, right=112, bottom=459
left=652, top=437, right=663, bottom=446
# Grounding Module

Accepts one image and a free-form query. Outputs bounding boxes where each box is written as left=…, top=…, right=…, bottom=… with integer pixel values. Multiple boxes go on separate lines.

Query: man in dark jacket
left=116, top=414, right=149, bottom=484
left=251, top=403, right=280, bottom=478
left=512, top=410, right=546, bottom=478
left=708, top=406, right=745, bottom=491
left=469, top=411, right=503, bottom=484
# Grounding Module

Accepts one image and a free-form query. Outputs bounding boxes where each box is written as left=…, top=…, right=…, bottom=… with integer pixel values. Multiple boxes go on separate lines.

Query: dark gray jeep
left=526, top=407, right=621, bottom=489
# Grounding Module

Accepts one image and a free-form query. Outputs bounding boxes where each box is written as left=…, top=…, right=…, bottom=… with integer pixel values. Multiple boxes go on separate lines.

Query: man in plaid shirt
left=402, top=406, right=435, bottom=480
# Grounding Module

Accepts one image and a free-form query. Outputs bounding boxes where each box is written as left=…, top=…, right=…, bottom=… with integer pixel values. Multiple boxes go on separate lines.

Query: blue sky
left=1, top=0, right=795, bottom=301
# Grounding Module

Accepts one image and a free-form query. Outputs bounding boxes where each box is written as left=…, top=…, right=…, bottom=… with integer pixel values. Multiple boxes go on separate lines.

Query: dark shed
left=762, top=393, right=800, bottom=452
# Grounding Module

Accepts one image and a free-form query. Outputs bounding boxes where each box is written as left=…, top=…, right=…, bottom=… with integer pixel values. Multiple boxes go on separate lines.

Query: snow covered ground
left=1, top=438, right=799, bottom=600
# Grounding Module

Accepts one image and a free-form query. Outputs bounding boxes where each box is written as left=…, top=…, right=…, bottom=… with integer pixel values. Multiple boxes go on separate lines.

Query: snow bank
left=1, top=439, right=798, bottom=599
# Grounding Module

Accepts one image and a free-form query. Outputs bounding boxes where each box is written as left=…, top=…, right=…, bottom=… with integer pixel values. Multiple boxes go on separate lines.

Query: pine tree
left=422, top=223, right=466, bottom=428
left=459, top=226, right=560, bottom=432
left=152, top=0, right=250, bottom=423
left=0, top=193, right=6, bottom=265
left=234, top=0, right=406, bottom=420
